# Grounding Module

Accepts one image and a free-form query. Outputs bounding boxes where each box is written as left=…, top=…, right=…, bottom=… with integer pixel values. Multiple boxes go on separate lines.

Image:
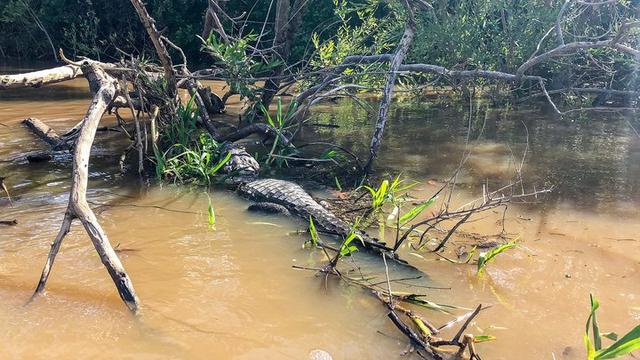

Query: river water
left=1, top=73, right=639, bottom=359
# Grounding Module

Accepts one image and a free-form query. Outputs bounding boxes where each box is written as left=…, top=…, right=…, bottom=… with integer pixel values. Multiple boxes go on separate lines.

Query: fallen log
left=0, top=65, right=82, bottom=89
left=0, top=49, right=143, bottom=91
left=31, top=62, right=140, bottom=313
left=22, top=117, right=68, bottom=149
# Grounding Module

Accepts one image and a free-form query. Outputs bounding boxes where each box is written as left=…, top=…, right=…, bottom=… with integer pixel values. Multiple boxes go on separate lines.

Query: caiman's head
left=219, top=143, right=260, bottom=188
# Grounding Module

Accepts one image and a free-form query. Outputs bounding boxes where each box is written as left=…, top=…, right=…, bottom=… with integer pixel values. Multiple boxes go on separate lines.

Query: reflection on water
left=306, top=100, right=640, bottom=213
left=1, top=73, right=639, bottom=359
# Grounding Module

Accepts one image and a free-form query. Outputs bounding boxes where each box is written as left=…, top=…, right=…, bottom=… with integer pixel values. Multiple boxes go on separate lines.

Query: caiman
left=221, top=144, right=410, bottom=265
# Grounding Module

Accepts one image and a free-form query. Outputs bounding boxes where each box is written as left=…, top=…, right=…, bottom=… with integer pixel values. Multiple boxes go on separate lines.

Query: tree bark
left=31, top=63, right=140, bottom=313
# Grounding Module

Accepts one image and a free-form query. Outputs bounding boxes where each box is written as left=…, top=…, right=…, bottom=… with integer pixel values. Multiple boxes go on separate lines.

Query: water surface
left=1, top=74, right=639, bottom=359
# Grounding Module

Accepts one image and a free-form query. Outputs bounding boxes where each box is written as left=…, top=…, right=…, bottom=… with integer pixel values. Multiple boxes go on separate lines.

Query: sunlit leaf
left=595, top=325, right=640, bottom=359
left=477, top=241, right=517, bottom=274
left=473, top=335, right=497, bottom=343
left=207, top=197, right=216, bottom=229
left=400, top=198, right=435, bottom=225
left=309, top=216, right=319, bottom=247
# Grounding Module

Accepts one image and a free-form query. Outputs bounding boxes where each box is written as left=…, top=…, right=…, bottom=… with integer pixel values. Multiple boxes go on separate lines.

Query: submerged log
left=31, top=63, right=140, bottom=313
left=22, top=117, right=68, bottom=149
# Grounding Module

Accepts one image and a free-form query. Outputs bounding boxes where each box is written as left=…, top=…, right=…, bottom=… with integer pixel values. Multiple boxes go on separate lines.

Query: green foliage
left=585, top=294, right=640, bottom=359
left=473, top=335, right=497, bottom=343
left=0, top=0, right=210, bottom=61
left=363, top=175, right=416, bottom=210
left=200, top=32, right=280, bottom=103
left=259, top=97, right=299, bottom=168
left=476, top=241, right=516, bottom=274
left=334, top=176, right=343, bottom=191
left=207, top=195, right=216, bottom=229
left=308, top=0, right=399, bottom=89
left=360, top=175, right=420, bottom=229
left=363, top=179, right=390, bottom=209
left=338, top=231, right=360, bottom=257
left=155, top=100, right=231, bottom=185
left=399, top=198, right=435, bottom=226
left=306, top=216, right=320, bottom=248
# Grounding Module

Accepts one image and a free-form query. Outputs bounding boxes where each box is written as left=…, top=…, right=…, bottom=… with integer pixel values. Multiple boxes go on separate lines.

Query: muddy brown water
left=1, top=71, right=639, bottom=359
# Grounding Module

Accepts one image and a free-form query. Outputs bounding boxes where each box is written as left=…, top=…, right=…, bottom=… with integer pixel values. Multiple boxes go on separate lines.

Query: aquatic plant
left=154, top=99, right=231, bottom=185
left=259, top=97, right=298, bottom=168
left=359, top=175, right=428, bottom=242
left=207, top=195, right=216, bottom=230
left=476, top=241, right=517, bottom=274
left=584, top=294, right=640, bottom=359
left=305, top=216, right=319, bottom=248
left=399, top=198, right=435, bottom=226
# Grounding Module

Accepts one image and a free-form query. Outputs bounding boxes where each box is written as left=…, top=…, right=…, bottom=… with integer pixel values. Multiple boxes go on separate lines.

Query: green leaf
left=334, top=176, right=342, bottom=191
left=473, top=335, right=497, bottom=343
left=585, top=334, right=596, bottom=360
left=477, top=241, right=517, bottom=273
left=340, top=244, right=358, bottom=257
left=209, top=151, right=232, bottom=175
left=376, top=180, right=389, bottom=206
left=591, top=294, right=602, bottom=350
left=595, top=325, right=640, bottom=359
left=309, top=216, right=319, bottom=247
left=586, top=294, right=602, bottom=352
left=207, top=197, right=216, bottom=229
left=399, top=198, right=435, bottom=225
left=399, top=293, right=462, bottom=314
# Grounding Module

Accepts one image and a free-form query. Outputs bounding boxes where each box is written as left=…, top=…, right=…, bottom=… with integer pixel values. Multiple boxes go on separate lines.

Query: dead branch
left=0, top=65, right=81, bottom=89
left=129, top=0, right=177, bottom=97
left=202, top=0, right=230, bottom=42
left=0, top=49, right=135, bottom=90
left=516, top=22, right=640, bottom=79
left=258, top=0, right=310, bottom=111
left=517, top=87, right=640, bottom=102
left=31, top=63, right=140, bottom=313
left=363, top=1, right=417, bottom=175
